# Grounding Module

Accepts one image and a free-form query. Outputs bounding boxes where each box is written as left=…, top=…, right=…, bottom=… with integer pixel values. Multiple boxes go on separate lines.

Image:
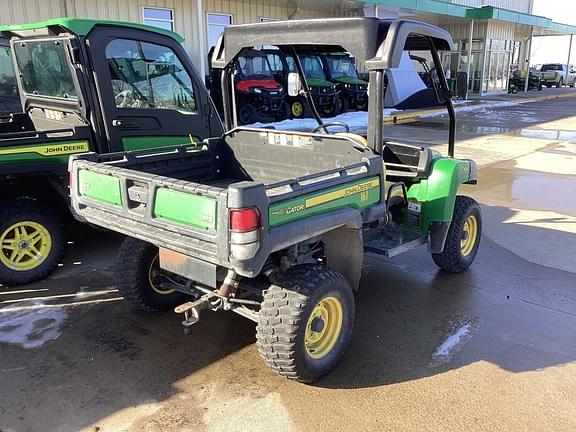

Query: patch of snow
left=0, top=300, right=67, bottom=349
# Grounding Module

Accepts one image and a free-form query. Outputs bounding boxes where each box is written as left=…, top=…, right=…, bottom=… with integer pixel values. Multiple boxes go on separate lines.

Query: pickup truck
left=540, top=63, right=576, bottom=88
left=0, top=19, right=222, bottom=285
left=69, top=18, right=482, bottom=383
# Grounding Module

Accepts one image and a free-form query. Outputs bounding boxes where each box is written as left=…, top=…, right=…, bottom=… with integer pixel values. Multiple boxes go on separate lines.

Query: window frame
left=142, top=6, right=175, bottom=32
left=206, top=12, right=233, bottom=49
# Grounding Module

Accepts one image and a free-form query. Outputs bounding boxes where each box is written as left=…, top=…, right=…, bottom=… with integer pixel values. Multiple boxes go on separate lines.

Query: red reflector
left=230, top=208, right=261, bottom=233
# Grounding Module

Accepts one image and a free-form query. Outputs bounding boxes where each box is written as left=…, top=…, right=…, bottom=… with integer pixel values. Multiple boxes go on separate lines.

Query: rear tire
left=0, top=198, right=64, bottom=286
left=256, top=264, right=355, bottom=383
left=432, top=196, right=482, bottom=273
left=116, top=238, right=189, bottom=312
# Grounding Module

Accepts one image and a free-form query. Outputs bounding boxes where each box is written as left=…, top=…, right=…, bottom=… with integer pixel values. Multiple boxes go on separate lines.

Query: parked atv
left=233, top=50, right=286, bottom=124
left=320, top=52, right=368, bottom=111
left=508, top=69, right=542, bottom=93
left=263, top=49, right=340, bottom=118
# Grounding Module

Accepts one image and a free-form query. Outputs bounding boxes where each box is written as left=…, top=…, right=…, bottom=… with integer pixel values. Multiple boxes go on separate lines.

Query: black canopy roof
left=211, top=17, right=454, bottom=70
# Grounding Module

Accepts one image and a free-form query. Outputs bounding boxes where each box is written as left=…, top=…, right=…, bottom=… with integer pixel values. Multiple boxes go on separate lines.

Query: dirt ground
left=1, top=97, right=575, bottom=432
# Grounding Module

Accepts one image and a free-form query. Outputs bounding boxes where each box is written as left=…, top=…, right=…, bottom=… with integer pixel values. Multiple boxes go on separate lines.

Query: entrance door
left=87, top=26, right=220, bottom=153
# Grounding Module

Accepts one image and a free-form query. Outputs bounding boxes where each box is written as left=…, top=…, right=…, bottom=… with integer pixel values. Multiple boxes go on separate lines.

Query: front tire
left=432, top=196, right=482, bottom=273
left=256, top=264, right=355, bottom=383
left=0, top=198, right=64, bottom=286
left=116, top=238, right=188, bottom=312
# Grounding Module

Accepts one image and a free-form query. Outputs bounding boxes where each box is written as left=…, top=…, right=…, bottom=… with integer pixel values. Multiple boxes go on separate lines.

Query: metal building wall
left=451, top=0, right=533, bottom=14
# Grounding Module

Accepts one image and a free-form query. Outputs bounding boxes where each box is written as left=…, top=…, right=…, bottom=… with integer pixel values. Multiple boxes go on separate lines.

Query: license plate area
left=159, top=248, right=217, bottom=288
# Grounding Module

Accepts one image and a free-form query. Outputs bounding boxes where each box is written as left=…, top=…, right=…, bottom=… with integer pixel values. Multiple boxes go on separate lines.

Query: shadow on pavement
left=317, top=203, right=576, bottom=389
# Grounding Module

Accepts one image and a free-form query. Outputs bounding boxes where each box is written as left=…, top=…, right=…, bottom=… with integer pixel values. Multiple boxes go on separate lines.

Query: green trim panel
left=336, top=76, right=368, bottom=85
left=0, top=140, right=90, bottom=164
left=269, top=176, right=381, bottom=227
left=78, top=169, right=122, bottom=207
left=0, top=18, right=184, bottom=42
left=154, top=188, right=217, bottom=231
left=405, top=158, right=473, bottom=233
left=122, top=136, right=199, bottom=151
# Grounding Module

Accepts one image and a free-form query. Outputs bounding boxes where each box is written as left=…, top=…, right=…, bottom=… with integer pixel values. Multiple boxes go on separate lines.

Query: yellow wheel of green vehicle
left=148, top=253, right=175, bottom=295
left=432, top=196, right=482, bottom=273
left=0, top=198, right=64, bottom=286
left=116, top=238, right=189, bottom=312
left=0, top=221, right=52, bottom=271
left=460, top=214, right=478, bottom=257
left=291, top=100, right=304, bottom=118
left=257, top=264, right=355, bottom=383
left=305, top=296, right=343, bottom=359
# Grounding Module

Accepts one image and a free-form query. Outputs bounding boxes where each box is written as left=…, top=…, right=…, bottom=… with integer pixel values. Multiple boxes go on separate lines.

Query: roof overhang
left=364, top=0, right=576, bottom=36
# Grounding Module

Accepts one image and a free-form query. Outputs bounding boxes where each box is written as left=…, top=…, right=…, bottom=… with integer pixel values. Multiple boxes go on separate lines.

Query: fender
left=405, top=158, right=477, bottom=252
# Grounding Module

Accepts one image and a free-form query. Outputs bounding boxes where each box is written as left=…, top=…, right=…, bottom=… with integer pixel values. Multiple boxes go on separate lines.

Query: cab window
left=13, top=39, right=77, bottom=100
left=105, top=38, right=197, bottom=113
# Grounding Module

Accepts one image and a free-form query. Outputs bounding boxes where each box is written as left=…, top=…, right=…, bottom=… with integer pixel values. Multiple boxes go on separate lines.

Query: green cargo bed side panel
left=406, top=158, right=474, bottom=232
left=0, top=140, right=90, bottom=164
left=78, top=170, right=122, bottom=206
left=269, top=176, right=380, bottom=227
left=154, top=188, right=217, bottom=231
left=122, top=136, right=198, bottom=151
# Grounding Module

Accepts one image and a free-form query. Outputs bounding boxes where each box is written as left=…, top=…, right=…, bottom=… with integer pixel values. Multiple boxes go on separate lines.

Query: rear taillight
left=230, top=208, right=260, bottom=233
left=229, top=208, right=261, bottom=260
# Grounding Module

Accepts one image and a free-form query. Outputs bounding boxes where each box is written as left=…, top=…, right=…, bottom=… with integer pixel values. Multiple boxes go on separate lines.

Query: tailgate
left=70, top=158, right=230, bottom=266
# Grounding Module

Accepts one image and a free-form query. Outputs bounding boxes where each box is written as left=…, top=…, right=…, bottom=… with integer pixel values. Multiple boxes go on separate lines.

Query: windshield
left=301, top=55, right=327, bottom=80
left=13, top=39, right=78, bottom=100
left=541, top=64, right=563, bottom=71
left=237, top=55, right=273, bottom=79
left=324, top=55, right=358, bottom=79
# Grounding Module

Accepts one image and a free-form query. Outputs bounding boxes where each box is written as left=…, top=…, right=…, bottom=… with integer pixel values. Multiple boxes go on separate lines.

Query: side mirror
left=287, top=72, right=302, bottom=97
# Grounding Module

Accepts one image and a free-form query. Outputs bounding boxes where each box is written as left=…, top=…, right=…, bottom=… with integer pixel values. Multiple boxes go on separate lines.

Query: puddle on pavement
left=406, top=120, right=576, bottom=141
left=0, top=300, right=67, bottom=349
left=475, top=167, right=576, bottom=215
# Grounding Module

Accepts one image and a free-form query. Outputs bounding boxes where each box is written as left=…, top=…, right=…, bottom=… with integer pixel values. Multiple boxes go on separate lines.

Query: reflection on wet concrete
left=474, top=166, right=576, bottom=215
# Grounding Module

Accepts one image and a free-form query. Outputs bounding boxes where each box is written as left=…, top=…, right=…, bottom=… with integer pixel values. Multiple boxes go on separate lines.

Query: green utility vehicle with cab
left=0, top=19, right=221, bottom=286
left=69, top=18, right=482, bottom=383
left=264, top=49, right=341, bottom=119
left=320, top=52, right=368, bottom=111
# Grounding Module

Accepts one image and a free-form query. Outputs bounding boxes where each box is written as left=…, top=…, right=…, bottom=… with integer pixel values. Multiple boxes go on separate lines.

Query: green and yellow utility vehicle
left=320, top=52, right=368, bottom=111
left=0, top=19, right=222, bottom=285
left=69, top=18, right=482, bottom=383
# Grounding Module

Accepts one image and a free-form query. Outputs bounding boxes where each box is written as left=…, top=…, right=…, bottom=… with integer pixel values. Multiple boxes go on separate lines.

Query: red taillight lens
left=230, top=208, right=261, bottom=233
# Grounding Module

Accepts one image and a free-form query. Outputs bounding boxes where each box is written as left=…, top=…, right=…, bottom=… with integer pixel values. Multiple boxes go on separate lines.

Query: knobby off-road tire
left=115, top=237, right=188, bottom=312
left=0, top=197, right=64, bottom=286
left=256, top=264, right=355, bottom=383
left=432, top=196, right=482, bottom=273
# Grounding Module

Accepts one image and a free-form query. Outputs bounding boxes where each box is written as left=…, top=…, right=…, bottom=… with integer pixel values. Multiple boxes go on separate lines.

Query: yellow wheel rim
left=305, top=296, right=343, bottom=359
left=148, top=254, right=175, bottom=295
left=291, top=101, right=303, bottom=117
left=460, top=214, right=478, bottom=257
left=0, top=221, right=52, bottom=272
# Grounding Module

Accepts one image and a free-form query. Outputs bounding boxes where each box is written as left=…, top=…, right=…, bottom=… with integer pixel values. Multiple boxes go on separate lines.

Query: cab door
left=87, top=26, right=222, bottom=153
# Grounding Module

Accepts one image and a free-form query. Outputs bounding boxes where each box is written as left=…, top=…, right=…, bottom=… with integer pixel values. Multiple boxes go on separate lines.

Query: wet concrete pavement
left=1, top=97, right=576, bottom=432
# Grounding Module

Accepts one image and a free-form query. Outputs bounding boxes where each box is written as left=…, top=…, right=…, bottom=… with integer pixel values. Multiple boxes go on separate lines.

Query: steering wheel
left=312, top=121, right=350, bottom=134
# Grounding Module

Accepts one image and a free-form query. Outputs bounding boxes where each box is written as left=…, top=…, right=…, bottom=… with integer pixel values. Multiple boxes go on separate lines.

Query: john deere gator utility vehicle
left=0, top=19, right=221, bottom=286
left=320, top=52, right=368, bottom=111
left=69, top=18, right=482, bottom=383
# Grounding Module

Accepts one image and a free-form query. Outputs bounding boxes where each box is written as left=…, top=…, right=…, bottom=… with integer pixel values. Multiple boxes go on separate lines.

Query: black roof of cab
left=211, top=17, right=454, bottom=71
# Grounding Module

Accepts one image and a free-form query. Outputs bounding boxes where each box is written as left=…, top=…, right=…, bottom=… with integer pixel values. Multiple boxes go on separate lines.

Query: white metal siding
left=0, top=0, right=65, bottom=23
